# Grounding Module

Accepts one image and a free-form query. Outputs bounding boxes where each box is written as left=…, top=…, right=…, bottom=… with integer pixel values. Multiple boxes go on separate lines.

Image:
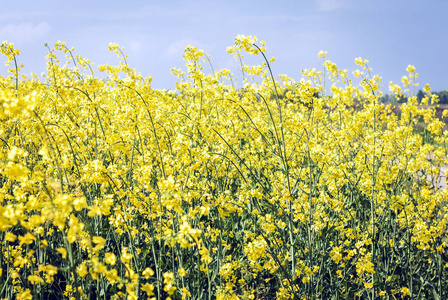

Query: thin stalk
left=12, top=54, right=19, bottom=92
left=253, top=44, right=295, bottom=276
left=123, top=85, right=166, bottom=179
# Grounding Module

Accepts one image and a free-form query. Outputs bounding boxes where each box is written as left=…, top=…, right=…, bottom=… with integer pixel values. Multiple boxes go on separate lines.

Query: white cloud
left=316, top=0, right=345, bottom=11
left=0, top=22, right=51, bottom=44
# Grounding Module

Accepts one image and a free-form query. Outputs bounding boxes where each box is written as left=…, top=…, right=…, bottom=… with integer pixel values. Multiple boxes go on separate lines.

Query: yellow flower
left=142, top=267, right=155, bottom=279
left=318, top=50, right=327, bottom=58
left=178, top=268, right=187, bottom=277
left=406, top=64, right=415, bottom=73
left=76, top=262, right=88, bottom=278
left=163, top=271, right=174, bottom=284
left=92, top=236, right=106, bottom=250
left=18, top=232, right=36, bottom=246
left=16, top=289, right=32, bottom=300
left=87, top=205, right=102, bottom=217
left=105, top=269, right=120, bottom=284
left=121, top=250, right=133, bottom=264
left=28, top=275, right=43, bottom=285
left=11, top=271, right=20, bottom=279
left=5, top=232, right=17, bottom=242
left=180, top=287, right=192, bottom=300
left=56, top=247, right=67, bottom=259
left=105, top=253, right=116, bottom=265
left=355, top=57, right=366, bottom=65
left=73, top=197, right=87, bottom=211
left=141, top=283, right=155, bottom=296
left=401, top=287, right=410, bottom=296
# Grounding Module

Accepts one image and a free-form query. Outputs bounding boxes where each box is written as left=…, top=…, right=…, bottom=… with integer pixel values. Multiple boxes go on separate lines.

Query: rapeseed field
left=1, top=35, right=447, bottom=299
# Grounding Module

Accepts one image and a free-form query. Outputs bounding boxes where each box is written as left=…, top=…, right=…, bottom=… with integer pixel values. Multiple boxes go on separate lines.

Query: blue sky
left=1, top=0, right=447, bottom=93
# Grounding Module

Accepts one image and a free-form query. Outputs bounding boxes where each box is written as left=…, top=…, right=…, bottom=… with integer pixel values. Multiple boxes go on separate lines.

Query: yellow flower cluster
left=0, top=37, right=447, bottom=299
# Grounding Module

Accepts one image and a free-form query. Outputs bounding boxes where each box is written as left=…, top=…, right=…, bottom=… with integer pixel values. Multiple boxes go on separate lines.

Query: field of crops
left=1, top=35, right=448, bottom=299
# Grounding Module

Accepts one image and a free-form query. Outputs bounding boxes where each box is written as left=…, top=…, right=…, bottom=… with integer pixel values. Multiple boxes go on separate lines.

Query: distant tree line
left=379, top=90, right=448, bottom=104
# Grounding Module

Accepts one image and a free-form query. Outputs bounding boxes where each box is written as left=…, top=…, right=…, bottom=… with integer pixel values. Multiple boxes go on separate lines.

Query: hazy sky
left=1, top=0, right=447, bottom=93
